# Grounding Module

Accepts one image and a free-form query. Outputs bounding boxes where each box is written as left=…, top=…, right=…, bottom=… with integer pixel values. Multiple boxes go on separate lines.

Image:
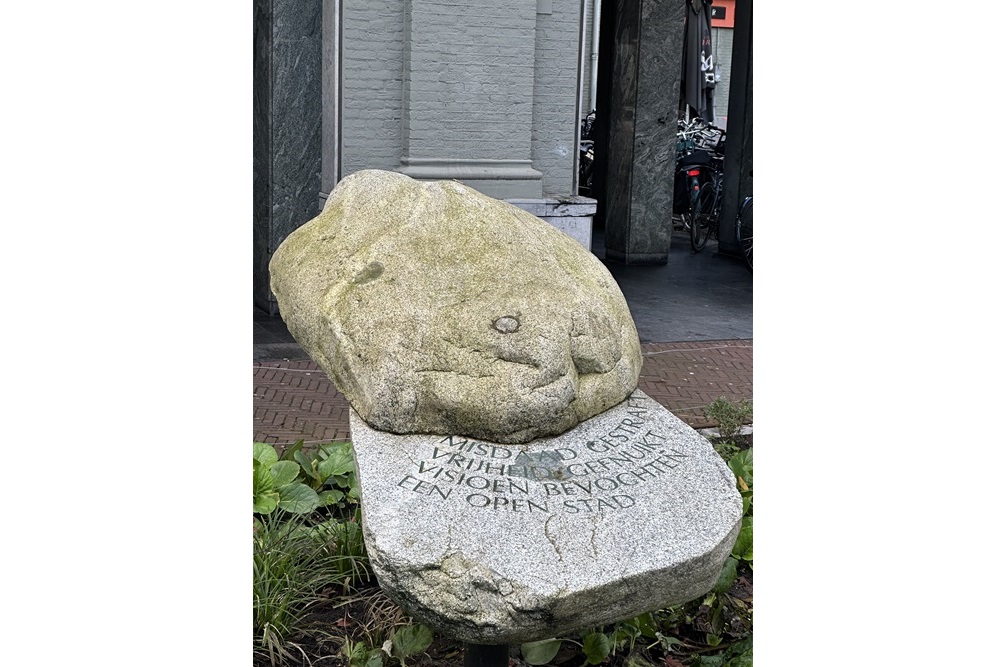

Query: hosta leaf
left=634, top=611, right=658, bottom=637
left=582, top=632, right=612, bottom=665
left=294, top=451, right=318, bottom=480
left=721, top=637, right=752, bottom=667
left=732, top=516, right=752, bottom=559
left=613, top=624, right=639, bottom=645
left=706, top=633, right=723, bottom=647
left=253, top=442, right=278, bottom=467
left=276, top=482, right=320, bottom=514
left=391, top=624, right=433, bottom=658
left=320, top=489, right=345, bottom=506
left=279, top=439, right=305, bottom=461
left=521, top=639, right=561, bottom=665
left=727, top=449, right=752, bottom=486
left=253, top=490, right=279, bottom=514
left=319, top=444, right=355, bottom=479
left=347, top=473, right=362, bottom=500
left=708, top=599, right=725, bottom=632
left=712, top=557, right=739, bottom=593
left=270, top=460, right=300, bottom=486
left=320, top=440, right=353, bottom=457
left=253, top=459, right=274, bottom=496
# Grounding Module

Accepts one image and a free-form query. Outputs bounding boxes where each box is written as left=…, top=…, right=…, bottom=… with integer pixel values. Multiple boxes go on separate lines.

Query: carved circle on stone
left=493, top=316, right=520, bottom=333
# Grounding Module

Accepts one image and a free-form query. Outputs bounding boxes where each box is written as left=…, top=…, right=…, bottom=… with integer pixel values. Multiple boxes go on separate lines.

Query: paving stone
left=252, top=341, right=752, bottom=445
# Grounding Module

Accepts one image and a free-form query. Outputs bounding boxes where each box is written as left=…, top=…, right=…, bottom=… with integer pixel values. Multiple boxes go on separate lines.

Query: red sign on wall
left=711, top=0, right=736, bottom=29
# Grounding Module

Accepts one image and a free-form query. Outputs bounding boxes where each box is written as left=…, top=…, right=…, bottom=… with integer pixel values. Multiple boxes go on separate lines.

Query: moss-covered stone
left=269, top=170, right=642, bottom=443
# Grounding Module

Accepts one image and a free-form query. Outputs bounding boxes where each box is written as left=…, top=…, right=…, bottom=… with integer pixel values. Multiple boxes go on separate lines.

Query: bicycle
left=674, top=118, right=725, bottom=252
left=578, top=110, right=596, bottom=196
left=681, top=152, right=723, bottom=252
left=735, top=194, right=752, bottom=270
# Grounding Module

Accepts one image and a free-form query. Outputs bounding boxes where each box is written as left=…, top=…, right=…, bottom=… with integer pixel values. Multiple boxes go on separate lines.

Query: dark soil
left=722, top=433, right=752, bottom=450
left=254, top=562, right=752, bottom=667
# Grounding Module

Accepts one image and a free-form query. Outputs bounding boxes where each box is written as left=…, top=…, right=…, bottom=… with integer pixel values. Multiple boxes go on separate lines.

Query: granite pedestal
left=350, top=390, right=743, bottom=645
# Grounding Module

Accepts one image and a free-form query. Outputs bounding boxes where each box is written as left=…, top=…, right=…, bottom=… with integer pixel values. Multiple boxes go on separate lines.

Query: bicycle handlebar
left=678, top=125, right=725, bottom=133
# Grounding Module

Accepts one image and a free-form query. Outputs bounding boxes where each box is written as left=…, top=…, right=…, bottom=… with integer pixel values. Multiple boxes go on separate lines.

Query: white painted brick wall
left=342, top=0, right=405, bottom=174
left=341, top=0, right=582, bottom=197
left=403, top=0, right=537, bottom=160
left=531, top=0, right=583, bottom=195
left=580, top=0, right=597, bottom=116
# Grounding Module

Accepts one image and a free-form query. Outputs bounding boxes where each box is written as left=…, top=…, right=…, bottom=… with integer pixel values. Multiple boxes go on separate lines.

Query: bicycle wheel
left=689, top=180, right=716, bottom=252
left=579, top=156, right=593, bottom=196
left=736, top=196, right=753, bottom=270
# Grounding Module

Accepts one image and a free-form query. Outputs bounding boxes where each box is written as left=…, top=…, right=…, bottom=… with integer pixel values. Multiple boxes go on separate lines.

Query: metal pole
left=320, top=0, right=343, bottom=209
left=590, top=0, right=602, bottom=113
left=573, top=0, right=588, bottom=195
left=463, top=643, right=509, bottom=667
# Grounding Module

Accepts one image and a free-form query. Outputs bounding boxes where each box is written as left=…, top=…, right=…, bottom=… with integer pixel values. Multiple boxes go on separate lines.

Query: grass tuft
left=254, top=511, right=369, bottom=666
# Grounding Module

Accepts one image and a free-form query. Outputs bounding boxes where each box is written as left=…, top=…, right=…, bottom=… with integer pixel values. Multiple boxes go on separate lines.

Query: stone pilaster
left=717, top=0, right=752, bottom=258
left=398, top=0, right=543, bottom=198
left=253, top=0, right=323, bottom=314
left=603, top=0, right=685, bottom=264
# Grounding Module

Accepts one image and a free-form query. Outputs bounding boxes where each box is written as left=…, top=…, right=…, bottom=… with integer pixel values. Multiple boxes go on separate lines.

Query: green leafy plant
left=301, top=516, right=372, bottom=591
left=687, top=446, right=753, bottom=651
left=519, top=630, right=610, bottom=666
left=611, top=611, right=659, bottom=654
left=623, top=446, right=754, bottom=664
left=580, top=631, right=613, bottom=664
left=341, top=638, right=385, bottom=667
left=690, top=636, right=752, bottom=667
left=728, top=448, right=753, bottom=566
left=254, top=440, right=376, bottom=665
left=704, top=397, right=753, bottom=440
left=386, top=623, right=434, bottom=666
left=253, top=442, right=321, bottom=515
left=253, top=440, right=363, bottom=518
left=521, top=638, right=562, bottom=665
left=254, top=512, right=359, bottom=666
left=285, top=439, right=361, bottom=513
left=327, top=587, right=416, bottom=667
left=518, top=607, right=740, bottom=666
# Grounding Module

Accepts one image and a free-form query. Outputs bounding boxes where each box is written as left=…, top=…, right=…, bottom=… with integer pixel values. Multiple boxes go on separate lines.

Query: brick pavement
left=253, top=340, right=751, bottom=446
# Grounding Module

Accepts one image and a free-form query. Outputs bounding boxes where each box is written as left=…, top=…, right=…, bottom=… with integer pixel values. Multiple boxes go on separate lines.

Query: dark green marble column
left=602, top=0, right=686, bottom=264
left=254, top=0, right=323, bottom=315
left=717, top=0, right=752, bottom=258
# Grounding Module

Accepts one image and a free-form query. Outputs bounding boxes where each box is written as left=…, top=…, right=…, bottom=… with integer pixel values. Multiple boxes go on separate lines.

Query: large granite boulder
left=269, top=170, right=642, bottom=444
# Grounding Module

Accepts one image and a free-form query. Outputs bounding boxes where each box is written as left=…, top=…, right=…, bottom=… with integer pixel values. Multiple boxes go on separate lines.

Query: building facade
left=255, top=0, right=752, bottom=313
left=256, top=0, right=594, bottom=314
